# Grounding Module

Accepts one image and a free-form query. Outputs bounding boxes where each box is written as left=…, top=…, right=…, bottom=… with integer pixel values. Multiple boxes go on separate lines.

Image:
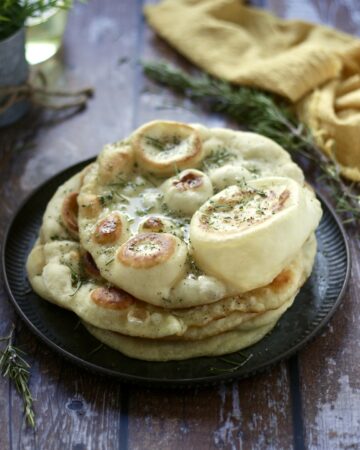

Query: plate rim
left=2, top=159, right=351, bottom=386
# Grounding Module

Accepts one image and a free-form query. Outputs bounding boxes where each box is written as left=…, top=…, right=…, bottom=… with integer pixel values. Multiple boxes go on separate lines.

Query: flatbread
left=27, top=230, right=316, bottom=340
left=82, top=296, right=293, bottom=361
left=25, top=120, right=322, bottom=360
left=77, top=120, right=321, bottom=307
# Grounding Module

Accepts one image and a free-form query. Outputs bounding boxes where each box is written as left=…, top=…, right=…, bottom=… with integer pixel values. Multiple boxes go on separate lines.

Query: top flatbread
left=77, top=120, right=322, bottom=307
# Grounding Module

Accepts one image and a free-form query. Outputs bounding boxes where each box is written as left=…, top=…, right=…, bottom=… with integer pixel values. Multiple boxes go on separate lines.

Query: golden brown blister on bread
left=93, top=212, right=127, bottom=245
left=61, top=192, right=79, bottom=238
left=98, top=142, right=134, bottom=183
left=161, top=168, right=213, bottom=215
left=91, top=286, right=135, bottom=310
left=117, top=233, right=177, bottom=269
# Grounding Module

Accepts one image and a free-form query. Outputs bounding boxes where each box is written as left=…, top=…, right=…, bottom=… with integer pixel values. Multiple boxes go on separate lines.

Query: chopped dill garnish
left=145, top=135, right=182, bottom=152
left=107, top=175, right=144, bottom=190
left=145, top=136, right=166, bottom=150
left=99, top=192, right=114, bottom=206
left=107, top=178, right=130, bottom=189
left=161, top=203, right=191, bottom=225
left=186, top=254, right=203, bottom=277
left=99, top=190, right=131, bottom=206
left=173, top=162, right=180, bottom=175
left=246, top=165, right=260, bottom=175
left=61, top=260, right=86, bottom=296
left=200, top=148, right=236, bottom=171
left=135, top=206, right=154, bottom=216
left=142, top=175, right=158, bottom=187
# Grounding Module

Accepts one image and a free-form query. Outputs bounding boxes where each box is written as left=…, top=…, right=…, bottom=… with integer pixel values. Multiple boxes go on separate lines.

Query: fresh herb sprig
left=210, top=352, right=254, bottom=373
left=143, top=61, right=360, bottom=225
left=62, top=260, right=85, bottom=296
left=145, top=136, right=166, bottom=150
left=0, top=326, right=35, bottom=427
left=200, top=148, right=236, bottom=171
left=186, top=253, right=203, bottom=277
left=0, top=1, right=72, bottom=41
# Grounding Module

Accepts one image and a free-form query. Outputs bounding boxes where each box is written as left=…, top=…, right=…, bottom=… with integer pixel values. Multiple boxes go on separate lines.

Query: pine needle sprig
left=0, top=325, right=35, bottom=427
left=143, top=61, right=360, bottom=225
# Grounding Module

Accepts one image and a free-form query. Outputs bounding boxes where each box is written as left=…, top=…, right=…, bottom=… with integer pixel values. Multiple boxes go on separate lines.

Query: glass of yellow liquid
left=26, top=8, right=68, bottom=65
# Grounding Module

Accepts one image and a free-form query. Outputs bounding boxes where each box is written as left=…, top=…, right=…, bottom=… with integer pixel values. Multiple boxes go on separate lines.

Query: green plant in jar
left=0, top=1, right=80, bottom=125
left=0, top=0, right=72, bottom=41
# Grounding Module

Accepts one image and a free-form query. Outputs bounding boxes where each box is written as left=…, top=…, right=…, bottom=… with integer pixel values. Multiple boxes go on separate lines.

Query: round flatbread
left=27, top=225, right=316, bottom=340
left=26, top=120, right=322, bottom=361
left=82, top=296, right=292, bottom=361
left=77, top=120, right=321, bottom=308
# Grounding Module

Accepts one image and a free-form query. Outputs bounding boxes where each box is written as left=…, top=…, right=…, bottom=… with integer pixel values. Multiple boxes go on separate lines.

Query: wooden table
left=0, top=1, right=359, bottom=449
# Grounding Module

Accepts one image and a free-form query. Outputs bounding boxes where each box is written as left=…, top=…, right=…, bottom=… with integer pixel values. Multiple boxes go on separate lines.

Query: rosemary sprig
left=210, top=352, right=253, bottom=373
left=0, top=326, right=35, bottom=427
left=88, top=343, right=104, bottom=357
left=143, top=61, right=360, bottom=225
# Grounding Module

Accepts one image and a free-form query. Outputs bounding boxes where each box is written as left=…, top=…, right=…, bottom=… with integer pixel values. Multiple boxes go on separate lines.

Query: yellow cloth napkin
left=145, top=0, right=360, bottom=181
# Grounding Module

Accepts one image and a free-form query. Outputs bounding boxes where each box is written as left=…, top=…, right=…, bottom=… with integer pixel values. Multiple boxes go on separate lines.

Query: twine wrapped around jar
left=0, top=70, right=94, bottom=116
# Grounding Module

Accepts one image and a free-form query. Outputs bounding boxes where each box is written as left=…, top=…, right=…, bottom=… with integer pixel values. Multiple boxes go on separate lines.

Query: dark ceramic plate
left=2, top=159, right=350, bottom=387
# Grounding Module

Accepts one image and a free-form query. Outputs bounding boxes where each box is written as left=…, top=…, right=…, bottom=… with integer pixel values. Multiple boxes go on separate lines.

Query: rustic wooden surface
left=0, top=0, right=359, bottom=449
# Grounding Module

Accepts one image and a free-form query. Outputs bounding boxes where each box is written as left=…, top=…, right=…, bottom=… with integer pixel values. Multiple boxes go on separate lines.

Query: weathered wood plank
left=11, top=351, right=124, bottom=450
left=265, top=1, right=360, bottom=448
left=234, top=364, right=294, bottom=450
left=128, top=386, right=220, bottom=450
left=127, top=366, right=294, bottom=450
left=299, top=229, right=360, bottom=450
left=0, top=0, right=140, bottom=447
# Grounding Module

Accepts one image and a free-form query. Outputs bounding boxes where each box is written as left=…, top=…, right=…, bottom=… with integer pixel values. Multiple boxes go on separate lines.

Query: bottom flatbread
left=83, top=295, right=295, bottom=361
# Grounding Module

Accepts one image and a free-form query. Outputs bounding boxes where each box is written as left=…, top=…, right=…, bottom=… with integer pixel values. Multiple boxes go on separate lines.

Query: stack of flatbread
left=26, top=121, right=322, bottom=361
